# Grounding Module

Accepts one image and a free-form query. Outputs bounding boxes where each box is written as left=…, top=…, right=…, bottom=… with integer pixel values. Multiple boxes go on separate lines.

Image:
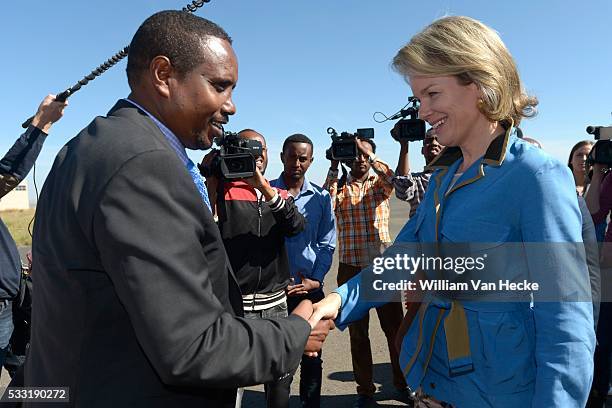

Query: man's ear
left=280, top=152, right=285, bottom=164
left=149, top=56, right=173, bottom=99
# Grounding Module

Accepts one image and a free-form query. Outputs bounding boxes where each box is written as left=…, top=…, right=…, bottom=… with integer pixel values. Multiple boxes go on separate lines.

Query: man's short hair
left=238, top=128, right=265, bottom=141
left=282, top=134, right=313, bottom=155
left=126, top=10, right=232, bottom=88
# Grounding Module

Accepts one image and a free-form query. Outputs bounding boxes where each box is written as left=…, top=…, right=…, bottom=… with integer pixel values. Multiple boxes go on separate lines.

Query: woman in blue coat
left=310, top=16, right=595, bottom=407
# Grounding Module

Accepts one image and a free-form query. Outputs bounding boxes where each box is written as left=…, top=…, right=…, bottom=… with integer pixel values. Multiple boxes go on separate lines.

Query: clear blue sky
left=2, top=0, right=611, bottom=203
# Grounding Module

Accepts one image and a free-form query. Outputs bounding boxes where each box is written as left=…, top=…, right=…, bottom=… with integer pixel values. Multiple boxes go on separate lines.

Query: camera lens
left=226, top=157, right=247, bottom=172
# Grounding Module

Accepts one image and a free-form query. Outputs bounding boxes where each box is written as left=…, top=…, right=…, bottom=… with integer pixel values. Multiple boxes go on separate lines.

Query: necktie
left=186, top=159, right=212, bottom=212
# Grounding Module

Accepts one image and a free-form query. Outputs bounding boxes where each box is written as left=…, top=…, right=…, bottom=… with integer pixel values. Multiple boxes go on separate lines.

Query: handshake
left=289, top=293, right=343, bottom=356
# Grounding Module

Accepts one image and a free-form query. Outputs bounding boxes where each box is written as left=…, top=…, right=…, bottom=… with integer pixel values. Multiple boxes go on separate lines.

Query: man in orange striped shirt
left=323, top=138, right=406, bottom=407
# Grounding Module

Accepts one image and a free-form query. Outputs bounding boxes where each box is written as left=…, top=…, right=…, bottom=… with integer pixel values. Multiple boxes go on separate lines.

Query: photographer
left=323, top=137, right=407, bottom=407
left=0, top=94, right=66, bottom=370
left=202, top=129, right=305, bottom=408
left=584, top=150, right=611, bottom=408
left=392, top=127, right=443, bottom=218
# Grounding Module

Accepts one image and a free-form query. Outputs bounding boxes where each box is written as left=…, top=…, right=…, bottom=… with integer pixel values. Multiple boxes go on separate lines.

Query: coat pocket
left=469, top=308, right=536, bottom=394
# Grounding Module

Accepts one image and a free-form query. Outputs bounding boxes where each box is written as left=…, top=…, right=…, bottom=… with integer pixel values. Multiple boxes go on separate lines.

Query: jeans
left=288, top=290, right=325, bottom=408
left=0, top=299, right=14, bottom=367
left=243, top=301, right=291, bottom=408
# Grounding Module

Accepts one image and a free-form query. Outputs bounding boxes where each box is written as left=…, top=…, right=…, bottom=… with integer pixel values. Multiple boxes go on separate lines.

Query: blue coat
left=335, top=128, right=595, bottom=407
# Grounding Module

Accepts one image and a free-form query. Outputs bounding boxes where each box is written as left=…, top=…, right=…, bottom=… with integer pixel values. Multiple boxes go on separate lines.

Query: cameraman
left=392, top=127, right=443, bottom=218
left=0, top=94, right=67, bottom=371
left=323, top=137, right=407, bottom=406
left=585, top=155, right=612, bottom=249
left=584, top=151, right=611, bottom=408
left=201, top=129, right=305, bottom=408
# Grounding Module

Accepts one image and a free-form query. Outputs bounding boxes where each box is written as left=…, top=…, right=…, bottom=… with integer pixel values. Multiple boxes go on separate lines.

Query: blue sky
left=2, top=0, right=611, bottom=203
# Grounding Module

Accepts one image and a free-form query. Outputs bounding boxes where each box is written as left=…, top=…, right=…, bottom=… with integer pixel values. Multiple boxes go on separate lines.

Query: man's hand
left=301, top=278, right=320, bottom=292
left=199, top=150, right=219, bottom=173
left=244, top=168, right=276, bottom=201
left=291, top=299, right=314, bottom=323
left=31, top=94, right=68, bottom=133
left=391, top=122, right=409, bottom=148
left=592, top=161, right=608, bottom=176
left=286, top=281, right=306, bottom=297
left=304, top=318, right=335, bottom=357
left=243, top=166, right=267, bottom=190
left=355, top=138, right=375, bottom=160
left=199, top=150, right=220, bottom=183
left=326, top=146, right=340, bottom=169
left=286, top=273, right=320, bottom=296
left=291, top=299, right=335, bottom=356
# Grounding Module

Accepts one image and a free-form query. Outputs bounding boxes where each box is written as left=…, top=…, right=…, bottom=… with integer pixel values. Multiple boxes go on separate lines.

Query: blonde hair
left=392, top=16, right=537, bottom=127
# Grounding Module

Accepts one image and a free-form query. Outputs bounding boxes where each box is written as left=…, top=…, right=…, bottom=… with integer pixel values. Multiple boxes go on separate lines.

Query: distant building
left=0, top=181, right=30, bottom=210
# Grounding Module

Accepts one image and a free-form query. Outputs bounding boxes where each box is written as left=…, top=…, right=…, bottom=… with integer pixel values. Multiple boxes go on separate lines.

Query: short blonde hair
left=392, top=16, right=537, bottom=127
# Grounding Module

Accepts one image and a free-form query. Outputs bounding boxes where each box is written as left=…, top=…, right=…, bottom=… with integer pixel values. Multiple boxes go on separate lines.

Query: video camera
left=586, top=125, right=612, bottom=165
left=200, top=131, right=263, bottom=179
left=390, top=97, right=426, bottom=142
left=325, top=127, right=374, bottom=161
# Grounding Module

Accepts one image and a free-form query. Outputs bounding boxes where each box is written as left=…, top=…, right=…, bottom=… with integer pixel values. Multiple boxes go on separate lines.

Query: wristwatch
left=368, top=155, right=377, bottom=164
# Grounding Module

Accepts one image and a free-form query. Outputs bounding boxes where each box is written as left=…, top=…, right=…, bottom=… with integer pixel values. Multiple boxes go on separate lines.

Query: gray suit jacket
left=25, top=100, right=310, bottom=407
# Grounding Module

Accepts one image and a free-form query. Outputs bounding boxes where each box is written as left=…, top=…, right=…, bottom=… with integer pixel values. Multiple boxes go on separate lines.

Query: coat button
left=430, top=382, right=436, bottom=389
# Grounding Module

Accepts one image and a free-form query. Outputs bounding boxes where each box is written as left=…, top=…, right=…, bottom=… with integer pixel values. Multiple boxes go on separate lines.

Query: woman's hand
left=308, top=292, right=342, bottom=328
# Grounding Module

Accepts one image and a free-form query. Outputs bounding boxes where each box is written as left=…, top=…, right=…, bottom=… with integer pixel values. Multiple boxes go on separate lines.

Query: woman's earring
left=477, top=98, right=486, bottom=113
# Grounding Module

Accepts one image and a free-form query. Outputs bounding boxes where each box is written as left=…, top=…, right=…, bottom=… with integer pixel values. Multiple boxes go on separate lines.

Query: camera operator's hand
left=200, top=149, right=219, bottom=167
left=584, top=144, right=610, bottom=216
left=593, top=163, right=608, bottom=174
left=326, top=148, right=340, bottom=170
left=391, top=122, right=409, bottom=148
left=199, top=150, right=219, bottom=177
left=395, top=123, right=411, bottom=176
left=589, top=146, right=611, bottom=175
left=244, top=167, right=276, bottom=201
left=31, top=94, right=68, bottom=134
left=355, top=138, right=375, bottom=161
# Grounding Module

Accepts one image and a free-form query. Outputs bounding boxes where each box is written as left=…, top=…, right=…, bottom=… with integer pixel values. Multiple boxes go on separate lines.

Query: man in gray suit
left=25, top=11, right=329, bottom=407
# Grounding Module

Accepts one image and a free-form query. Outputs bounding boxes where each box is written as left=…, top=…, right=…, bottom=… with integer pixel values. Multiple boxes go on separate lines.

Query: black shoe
left=353, top=394, right=375, bottom=408
left=393, top=388, right=415, bottom=406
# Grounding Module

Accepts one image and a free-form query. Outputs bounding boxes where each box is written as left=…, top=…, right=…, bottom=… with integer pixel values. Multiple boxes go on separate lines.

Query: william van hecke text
left=372, top=279, right=539, bottom=292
